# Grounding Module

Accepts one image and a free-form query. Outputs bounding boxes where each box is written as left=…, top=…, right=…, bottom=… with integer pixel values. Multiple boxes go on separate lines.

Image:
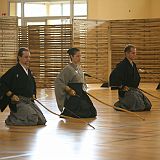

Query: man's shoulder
left=1, top=64, right=21, bottom=78
left=5, top=65, right=17, bottom=74
left=116, top=58, right=127, bottom=68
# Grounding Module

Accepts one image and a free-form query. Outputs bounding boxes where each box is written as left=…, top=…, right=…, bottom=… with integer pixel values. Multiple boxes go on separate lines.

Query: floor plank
left=0, top=83, right=160, bottom=160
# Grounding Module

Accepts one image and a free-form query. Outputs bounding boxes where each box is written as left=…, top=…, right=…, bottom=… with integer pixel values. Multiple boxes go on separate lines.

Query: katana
left=35, top=99, right=95, bottom=129
left=85, top=73, right=159, bottom=99
left=87, top=92, right=145, bottom=121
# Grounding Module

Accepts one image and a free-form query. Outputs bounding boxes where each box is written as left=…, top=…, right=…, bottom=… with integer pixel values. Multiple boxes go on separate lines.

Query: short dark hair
left=17, top=48, right=29, bottom=62
left=124, top=44, right=135, bottom=53
left=67, top=48, right=80, bottom=57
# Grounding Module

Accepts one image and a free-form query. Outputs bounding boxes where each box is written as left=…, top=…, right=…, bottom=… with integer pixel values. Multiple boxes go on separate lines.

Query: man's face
left=18, top=51, right=30, bottom=67
left=71, top=51, right=81, bottom=64
left=126, top=47, right=136, bottom=61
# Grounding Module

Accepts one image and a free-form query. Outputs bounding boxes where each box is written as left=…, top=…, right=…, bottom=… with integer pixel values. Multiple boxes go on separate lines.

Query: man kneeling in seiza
left=0, top=48, right=46, bottom=125
left=109, top=44, right=152, bottom=111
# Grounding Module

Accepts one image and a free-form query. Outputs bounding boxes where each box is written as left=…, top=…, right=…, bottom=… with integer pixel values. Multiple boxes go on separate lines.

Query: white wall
left=150, top=0, right=160, bottom=18
left=88, top=0, right=151, bottom=20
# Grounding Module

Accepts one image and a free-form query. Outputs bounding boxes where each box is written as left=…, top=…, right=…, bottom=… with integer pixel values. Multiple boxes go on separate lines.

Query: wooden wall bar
left=1, top=17, right=159, bottom=87
left=74, top=19, right=160, bottom=84
left=0, top=16, right=18, bottom=76
left=18, top=26, right=28, bottom=48
left=110, top=19, right=160, bottom=83
left=73, top=20, right=109, bottom=83
left=19, top=24, right=72, bottom=88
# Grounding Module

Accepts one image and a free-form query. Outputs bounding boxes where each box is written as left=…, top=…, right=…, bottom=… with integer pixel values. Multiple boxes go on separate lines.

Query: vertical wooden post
left=107, top=21, right=111, bottom=82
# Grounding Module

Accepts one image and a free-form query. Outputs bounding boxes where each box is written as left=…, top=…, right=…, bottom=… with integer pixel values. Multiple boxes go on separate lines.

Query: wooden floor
left=0, top=83, right=160, bottom=160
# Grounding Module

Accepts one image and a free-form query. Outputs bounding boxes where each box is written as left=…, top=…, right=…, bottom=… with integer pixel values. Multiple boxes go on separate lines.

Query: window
left=9, top=0, right=87, bottom=26
left=27, top=22, right=45, bottom=26
left=74, top=0, right=87, bottom=17
left=47, top=19, right=71, bottom=25
left=74, top=4, right=87, bottom=16
left=17, top=3, right=21, bottom=17
left=24, top=3, right=47, bottom=17
left=49, top=3, right=70, bottom=16
left=63, top=4, right=70, bottom=16
left=49, top=4, right=61, bottom=16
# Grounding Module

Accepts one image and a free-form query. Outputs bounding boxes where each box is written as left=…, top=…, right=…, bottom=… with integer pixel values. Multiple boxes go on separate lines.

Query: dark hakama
left=61, top=83, right=97, bottom=118
left=156, top=83, right=160, bottom=90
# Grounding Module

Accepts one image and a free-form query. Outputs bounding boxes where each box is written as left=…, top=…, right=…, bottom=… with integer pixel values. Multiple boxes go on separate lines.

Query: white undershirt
left=127, top=58, right=133, bottom=67
left=20, top=64, right=28, bottom=75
